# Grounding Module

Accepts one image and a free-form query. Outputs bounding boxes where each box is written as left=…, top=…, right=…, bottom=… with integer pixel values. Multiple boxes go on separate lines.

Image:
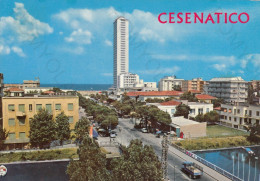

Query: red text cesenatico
left=158, top=12, right=250, bottom=24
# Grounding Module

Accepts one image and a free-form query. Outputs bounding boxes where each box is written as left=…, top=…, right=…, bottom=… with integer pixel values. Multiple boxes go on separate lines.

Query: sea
left=41, top=84, right=112, bottom=91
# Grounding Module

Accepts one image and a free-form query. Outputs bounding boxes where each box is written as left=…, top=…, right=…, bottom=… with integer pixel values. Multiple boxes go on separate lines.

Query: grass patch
left=174, top=136, right=252, bottom=150
left=206, top=125, right=249, bottom=138
left=0, top=148, right=78, bottom=163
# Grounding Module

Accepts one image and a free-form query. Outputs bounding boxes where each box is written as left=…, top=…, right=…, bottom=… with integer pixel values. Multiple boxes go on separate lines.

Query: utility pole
left=161, top=134, right=169, bottom=180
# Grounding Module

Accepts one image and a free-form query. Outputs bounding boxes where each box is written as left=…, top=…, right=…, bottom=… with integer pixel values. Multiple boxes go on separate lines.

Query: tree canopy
left=180, top=91, right=198, bottom=102
left=56, top=112, right=71, bottom=145
left=67, top=137, right=110, bottom=181
left=212, top=98, right=225, bottom=108
left=248, top=124, right=260, bottom=143
left=29, top=109, right=57, bottom=148
left=174, top=104, right=191, bottom=118
left=74, top=117, right=91, bottom=142
left=0, top=128, right=8, bottom=150
left=111, top=139, right=162, bottom=181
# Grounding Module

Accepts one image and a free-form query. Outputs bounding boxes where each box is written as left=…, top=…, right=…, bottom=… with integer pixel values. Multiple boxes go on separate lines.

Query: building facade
left=23, top=79, right=40, bottom=88
left=158, top=76, right=184, bottom=91
left=2, top=96, right=79, bottom=148
left=117, top=73, right=139, bottom=89
left=182, top=78, right=206, bottom=92
left=0, top=73, right=3, bottom=97
left=113, top=17, right=129, bottom=88
left=220, top=103, right=260, bottom=130
left=205, top=77, right=248, bottom=103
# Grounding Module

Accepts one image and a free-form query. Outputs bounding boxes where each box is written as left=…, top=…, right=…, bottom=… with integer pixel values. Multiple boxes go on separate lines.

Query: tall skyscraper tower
left=113, top=17, right=129, bottom=88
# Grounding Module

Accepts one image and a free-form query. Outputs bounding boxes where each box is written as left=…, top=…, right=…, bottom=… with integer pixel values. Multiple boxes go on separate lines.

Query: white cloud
left=101, top=73, right=113, bottom=76
left=0, top=3, right=53, bottom=42
left=105, top=40, right=112, bottom=46
left=244, top=54, right=260, bottom=68
left=0, top=45, right=11, bottom=55
left=11, top=46, right=25, bottom=57
left=213, top=64, right=226, bottom=71
left=65, top=29, right=92, bottom=44
left=141, top=66, right=180, bottom=75
left=53, top=7, right=181, bottom=44
left=240, top=59, right=248, bottom=68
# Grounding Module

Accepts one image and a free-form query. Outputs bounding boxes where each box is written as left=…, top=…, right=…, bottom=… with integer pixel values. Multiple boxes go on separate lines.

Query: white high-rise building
left=113, top=17, right=129, bottom=88
left=158, top=76, right=184, bottom=91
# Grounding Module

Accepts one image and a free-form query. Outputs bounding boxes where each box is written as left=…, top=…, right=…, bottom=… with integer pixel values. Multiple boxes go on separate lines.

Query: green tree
left=67, top=137, right=110, bottom=181
left=248, top=124, right=260, bottom=143
left=212, top=98, right=225, bottom=108
left=173, top=85, right=182, bottom=91
left=195, top=114, right=204, bottom=122
left=204, top=111, right=219, bottom=123
left=180, top=91, right=198, bottom=102
left=100, top=115, right=118, bottom=129
left=0, top=128, right=8, bottom=150
left=29, top=109, right=57, bottom=148
left=174, top=104, right=191, bottom=118
left=74, top=117, right=90, bottom=142
left=111, top=139, right=162, bottom=181
left=56, top=112, right=71, bottom=146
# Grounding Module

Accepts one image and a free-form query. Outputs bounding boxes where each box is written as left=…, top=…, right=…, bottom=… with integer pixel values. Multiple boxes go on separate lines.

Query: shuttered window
left=68, top=103, right=73, bottom=111
left=8, top=133, right=16, bottom=140
left=68, top=116, right=73, bottom=123
left=55, top=104, right=61, bottom=110
left=46, top=104, right=52, bottom=113
left=19, top=104, right=25, bottom=112
left=19, top=132, right=26, bottom=139
left=8, top=104, right=15, bottom=111
left=36, top=104, right=42, bottom=111
left=8, top=118, right=15, bottom=126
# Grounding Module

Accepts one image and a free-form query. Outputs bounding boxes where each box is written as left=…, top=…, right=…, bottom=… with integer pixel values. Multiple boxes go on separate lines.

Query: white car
left=141, top=128, right=148, bottom=133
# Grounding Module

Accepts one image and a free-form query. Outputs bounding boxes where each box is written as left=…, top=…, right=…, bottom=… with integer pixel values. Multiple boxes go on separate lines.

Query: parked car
left=141, top=128, right=148, bottom=133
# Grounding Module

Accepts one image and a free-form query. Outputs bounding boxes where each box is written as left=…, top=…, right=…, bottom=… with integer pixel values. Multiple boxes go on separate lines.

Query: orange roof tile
left=160, top=100, right=182, bottom=106
left=189, top=90, right=201, bottom=93
left=5, top=87, right=24, bottom=92
left=214, top=107, right=221, bottom=110
left=196, top=94, right=217, bottom=100
left=127, top=91, right=183, bottom=97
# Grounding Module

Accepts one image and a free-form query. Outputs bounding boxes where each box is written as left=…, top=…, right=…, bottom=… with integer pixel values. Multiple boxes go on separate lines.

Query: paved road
left=115, top=118, right=216, bottom=181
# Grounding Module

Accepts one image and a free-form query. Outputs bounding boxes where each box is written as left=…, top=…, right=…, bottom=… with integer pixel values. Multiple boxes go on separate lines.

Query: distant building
left=127, top=91, right=183, bottom=101
left=23, top=78, right=40, bottom=88
left=205, top=77, right=248, bottom=103
left=158, top=76, right=184, bottom=91
left=195, top=94, right=217, bottom=104
left=4, top=88, right=24, bottom=97
left=220, top=103, right=260, bottom=130
left=155, top=100, right=213, bottom=118
left=250, top=80, right=260, bottom=91
left=182, top=78, right=206, bottom=93
left=4, top=84, right=23, bottom=90
left=113, top=17, right=129, bottom=88
left=117, top=73, right=139, bottom=89
left=2, top=95, right=79, bottom=149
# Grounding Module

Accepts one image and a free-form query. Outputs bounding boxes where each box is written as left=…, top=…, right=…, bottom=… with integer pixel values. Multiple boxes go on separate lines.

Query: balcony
left=16, top=111, right=26, bottom=117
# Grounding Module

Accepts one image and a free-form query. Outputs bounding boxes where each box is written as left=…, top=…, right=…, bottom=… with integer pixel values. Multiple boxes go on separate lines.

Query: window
left=68, top=116, right=74, bottom=123
left=249, top=110, right=252, bottom=116
left=19, top=117, right=25, bottom=125
left=8, top=133, right=16, bottom=140
left=36, top=104, right=42, bottom=111
left=8, top=104, right=15, bottom=111
left=18, top=104, right=25, bottom=112
left=245, top=110, right=248, bottom=115
left=206, top=108, right=209, bottom=113
left=234, top=117, right=237, bottom=122
left=198, top=108, right=203, bottom=114
left=29, top=104, right=33, bottom=111
left=8, top=118, right=15, bottom=126
left=68, top=103, right=73, bottom=111
left=46, top=104, right=52, bottom=113
left=190, top=109, right=195, bottom=114
left=19, top=132, right=26, bottom=139
left=229, top=117, right=232, bottom=121
left=237, top=109, right=240, bottom=114
left=257, top=111, right=260, bottom=117
left=55, top=104, right=61, bottom=111
left=228, top=109, right=232, bottom=113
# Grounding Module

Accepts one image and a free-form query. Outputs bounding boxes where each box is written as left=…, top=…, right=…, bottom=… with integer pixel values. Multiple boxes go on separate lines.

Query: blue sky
left=0, top=0, right=260, bottom=84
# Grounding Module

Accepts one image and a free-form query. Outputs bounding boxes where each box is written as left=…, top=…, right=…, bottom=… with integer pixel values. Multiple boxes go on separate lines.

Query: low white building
left=117, top=73, right=140, bottom=89
left=127, top=91, right=183, bottom=101
left=153, top=100, right=213, bottom=118
left=220, top=103, right=260, bottom=130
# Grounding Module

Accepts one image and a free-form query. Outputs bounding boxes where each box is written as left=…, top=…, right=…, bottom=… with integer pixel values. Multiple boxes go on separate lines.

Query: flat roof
left=171, top=116, right=200, bottom=127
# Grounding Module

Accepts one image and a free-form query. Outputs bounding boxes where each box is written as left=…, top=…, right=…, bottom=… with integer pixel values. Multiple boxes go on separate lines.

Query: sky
left=0, top=0, right=260, bottom=84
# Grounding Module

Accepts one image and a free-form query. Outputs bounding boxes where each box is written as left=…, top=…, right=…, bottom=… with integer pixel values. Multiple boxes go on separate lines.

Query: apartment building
left=205, top=77, right=248, bottom=103
left=113, top=17, right=129, bottom=88
left=23, top=79, right=40, bottom=88
left=158, top=76, right=184, bottom=91
left=2, top=95, right=79, bottom=148
left=117, top=73, right=140, bottom=89
left=182, top=78, right=206, bottom=92
left=220, top=103, right=260, bottom=130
